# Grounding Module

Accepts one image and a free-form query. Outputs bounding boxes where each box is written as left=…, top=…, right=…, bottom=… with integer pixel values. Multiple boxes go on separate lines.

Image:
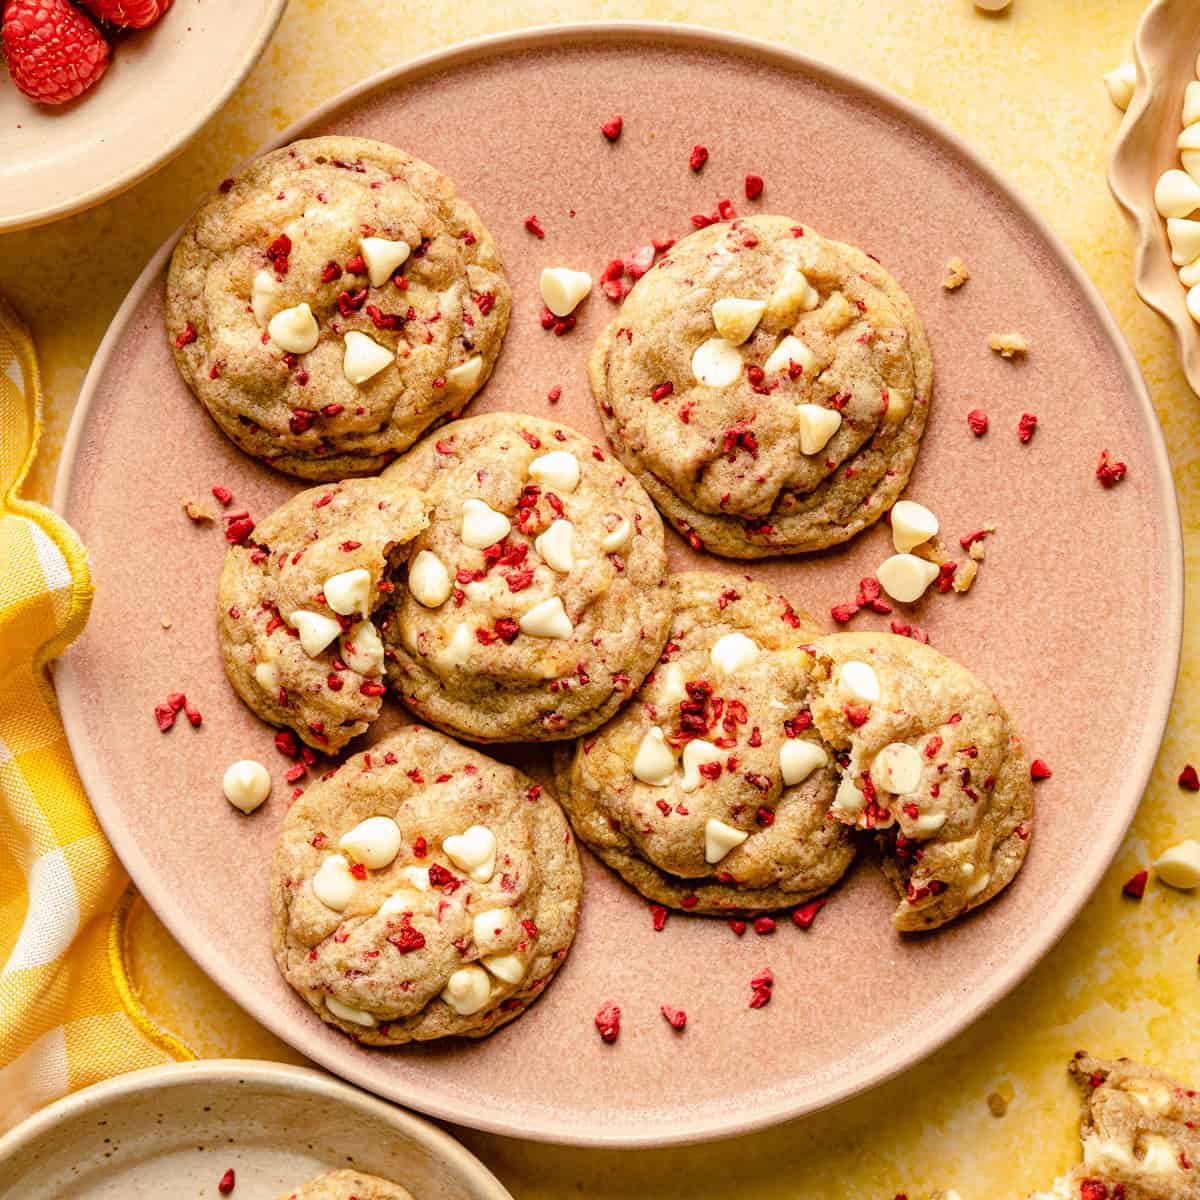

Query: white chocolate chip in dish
left=1180, top=257, right=1200, bottom=289
left=472, top=908, right=516, bottom=953
left=339, top=816, right=403, bottom=870
left=540, top=267, right=593, bottom=317
left=251, top=269, right=283, bottom=326
left=268, top=303, right=319, bottom=354
left=1188, top=283, right=1200, bottom=325
left=441, top=965, right=492, bottom=1015
left=764, top=334, right=815, bottom=376
left=535, top=519, right=574, bottom=573
left=408, top=549, right=452, bottom=608
left=796, top=404, right=842, bottom=455
left=680, top=739, right=724, bottom=791
left=1168, top=218, right=1200, bottom=266
left=312, top=854, right=356, bottom=911
left=837, top=660, right=880, bottom=704
left=222, top=759, right=271, bottom=814
left=518, top=595, right=573, bottom=639
left=872, top=742, right=923, bottom=794
left=1185, top=80, right=1200, bottom=127
left=359, top=235, right=411, bottom=287
left=1154, top=839, right=1200, bottom=889
left=444, top=355, right=483, bottom=392
left=1103, top=62, right=1135, bottom=111
left=460, top=498, right=511, bottom=549
left=342, top=330, right=393, bottom=385
left=890, top=499, right=939, bottom=553
left=1179, top=124, right=1200, bottom=154
left=711, top=297, right=766, bottom=344
left=481, top=952, right=526, bottom=984
left=691, top=336, right=743, bottom=387
left=877, top=553, right=940, bottom=603
left=340, top=619, right=385, bottom=676
left=633, top=727, right=676, bottom=786
left=528, top=450, right=581, bottom=493
left=443, top=824, right=497, bottom=882
left=779, top=739, right=827, bottom=786
left=1155, top=169, right=1200, bottom=220
left=326, top=996, right=377, bottom=1027
left=290, top=609, right=341, bottom=658
left=323, top=567, right=371, bottom=617
left=709, top=632, right=759, bottom=675
left=704, top=817, right=749, bottom=864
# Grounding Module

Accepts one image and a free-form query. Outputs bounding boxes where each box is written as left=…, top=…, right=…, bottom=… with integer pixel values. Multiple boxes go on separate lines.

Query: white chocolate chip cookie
left=282, top=1169, right=413, bottom=1200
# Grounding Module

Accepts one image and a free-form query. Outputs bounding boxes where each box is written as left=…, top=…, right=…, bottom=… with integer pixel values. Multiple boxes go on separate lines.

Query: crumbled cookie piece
left=942, top=256, right=970, bottom=290
left=182, top=498, right=214, bottom=522
left=989, top=331, right=1029, bottom=358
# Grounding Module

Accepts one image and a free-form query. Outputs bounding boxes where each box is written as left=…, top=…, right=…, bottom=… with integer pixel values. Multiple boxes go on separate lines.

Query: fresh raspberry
left=78, top=0, right=172, bottom=27
left=3, top=0, right=110, bottom=105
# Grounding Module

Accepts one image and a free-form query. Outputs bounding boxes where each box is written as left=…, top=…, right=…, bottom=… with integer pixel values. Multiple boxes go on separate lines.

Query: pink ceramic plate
left=55, top=24, right=1182, bottom=1147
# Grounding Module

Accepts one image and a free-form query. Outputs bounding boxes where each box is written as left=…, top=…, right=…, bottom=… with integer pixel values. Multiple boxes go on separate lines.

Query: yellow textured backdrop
left=1, top=1, right=1197, bottom=1196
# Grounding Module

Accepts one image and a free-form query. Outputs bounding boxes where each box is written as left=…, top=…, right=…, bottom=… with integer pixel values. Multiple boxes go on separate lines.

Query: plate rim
left=52, top=19, right=1185, bottom=1148
left=0, top=1058, right=513, bottom=1199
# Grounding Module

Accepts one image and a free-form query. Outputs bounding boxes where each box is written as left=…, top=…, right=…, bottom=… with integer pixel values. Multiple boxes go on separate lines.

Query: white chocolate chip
left=481, top=952, right=526, bottom=984
left=441, top=965, right=492, bottom=1015
left=342, top=330, right=393, bottom=385
left=890, top=500, right=940, bottom=553
left=442, top=824, right=497, bottom=882
left=460, top=498, right=511, bottom=549
left=1180, top=257, right=1200, bottom=289
left=340, top=619, right=385, bottom=677
left=290, top=610, right=341, bottom=658
left=518, top=595, right=573, bottom=639
left=1188, top=284, right=1200, bottom=325
left=704, top=817, right=749, bottom=864
left=633, top=727, right=676, bottom=786
left=1184, top=150, right=1200, bottom=185
left=254, top=660, right=279, bottom=692
left=1103, top=63, right=1136, bottom=111
left=877, top=554, right=941, bottom=603
left=312, top=854, right=356, bottom=911
left=528, top=450, right=581, bottom=493
left=709, top=632, right=759, bottom=675
left=965, top=868, right=991, bottom=898
left=656, top=662, right=687, bottom=707
left=1154, top=840, right=1200, bottom=889
left=779, top=739, right=827, bottom=786
left=439, top=622, right=473, bottom=667
left=837, top=660, right=880, bottom=704
left=1168, top=217, right=1200, bottom=266
left=1142, top=1135, right=1183, bottom=1176
left=1155, top=169, right=1200, bottom=219
left=872, top=742, right=923, bottom=794
left=711, top=297, right=766, bottom=344
left=401, top=866, right=430, bottom=892
left=251, top=269, right=283, bottom=325
left=912, top=811, right=947, bottom=835
left=339, top=816, right=403, bottom=869
left=833, top=777, right=866, bottom=816
left=323, top=567, right=371, bottom=617
left=444, top=355, right=484, bottom=392
left=1083, top=1136, right=1134, bottom=1169
left=763, top=334, right=815, bottom=376
left=535, top=519, right=574, bottom=573
left=268, top=303, right=320, bottom=354
left=408, top=550, right=452, bottom=608
left=325, top=996, right=377, bottom=1027
left=601, top=517, right=631, bottom=553
left=222, top=759, right=271, bottom=814
left=1129, top=1082, right=1173, bottom=1114
left=359, top=235, right=411, bottom=287
left=1180, top=124, right=1200, bottom=153
left=472, top=908, right=516, bottom=953
left=796, top=404, right=842, bottom=455
left=1185, top=80, right=1200, bottom=127
left=540, top=267, right=593, bottom=316
left=680, top=739, right=724, bottom=791
left=691, top=336, right=744, bottom=387
left=765, top=268, right=819, bottom=322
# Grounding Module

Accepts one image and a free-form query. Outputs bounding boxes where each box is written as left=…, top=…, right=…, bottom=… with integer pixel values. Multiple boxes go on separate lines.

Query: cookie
left=218, top=477, right=428, bottom=753
left=1025, top=1054, right=1200, bottom=1200
left=271, top=726, right=582, bottom=1042
left=589, top=215, right=932, bottom=557
left=554, top=572, right=855, bottom=913
left=167, top=136, right=511, bottom=480
left=281, top=1170, right=413, bottom=1200
left=380, top=413, right=672, bottom=743
left=803, top=631, right=1032, bottom=931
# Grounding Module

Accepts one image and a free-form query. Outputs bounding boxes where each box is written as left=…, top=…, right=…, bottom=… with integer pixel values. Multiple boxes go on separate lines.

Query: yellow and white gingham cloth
left=0, top=298, right=192, bottom=1133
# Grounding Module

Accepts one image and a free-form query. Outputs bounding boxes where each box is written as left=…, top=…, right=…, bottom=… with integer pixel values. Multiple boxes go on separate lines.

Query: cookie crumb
left=989, top=331, right=1029, bottom=358
left=942, top=256, right=970, bottom=290
left=987, top=1088, right=1010, bottom=1116
left=159, top=616, right=172, bottom=629
left=182, top=498, right=214, bottom=522
left=951, top=559, right=979, bottom=593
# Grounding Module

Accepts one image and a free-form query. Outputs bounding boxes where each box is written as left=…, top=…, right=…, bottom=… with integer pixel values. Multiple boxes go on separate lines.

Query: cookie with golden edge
left=282, top=1170, right=413, bottom=1200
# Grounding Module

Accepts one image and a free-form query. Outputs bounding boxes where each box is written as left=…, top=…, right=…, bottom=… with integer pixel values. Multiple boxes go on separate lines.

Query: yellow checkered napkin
left=0, top=297, right=191, bottom=1133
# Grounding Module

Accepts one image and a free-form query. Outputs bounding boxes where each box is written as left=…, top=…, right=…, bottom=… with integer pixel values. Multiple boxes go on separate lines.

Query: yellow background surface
left=2, top=1, right=1198, bottom=1196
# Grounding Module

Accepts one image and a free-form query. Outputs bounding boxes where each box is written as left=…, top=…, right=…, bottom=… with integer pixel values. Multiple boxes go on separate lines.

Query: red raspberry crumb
left=689, top=145, right=709, bottom=172
left=1017, top=412, right=1038, bottom=443
left=3, top=0, right=110, bottom=104
left=729, top=919, right=746, bottom=936
left=1122, top=869, right=1148, bottom=899
left=650, top=381, right=674, bottom=402
left=600, top=115, right=623, bottom=141
left=1030, top=759, right=1053, bottom=781
left=388, top=921, right=426, bottom=954
left=792, top=898, right=826, bottom=930
left=547, top=384, right=562, bottom=404
left=1180, top=764, right=1199, bottom=792
left=78, top=0, right=173, bottom=28
left=1079, top=1182, right=1108, bottom=1200
left=524, top=214, right=545, bottom=239
left=966, top=408, right=988, bottom=436
left=748, top=966, right=774, bottom=1009
left=274, top=730, right=299, bottom=759
left=626, top=244, right=655, bottom=279
left=183, top=700, right=202, bottom=727
left=650, top=904, right=668, bottom=932
left=660, top=1005, right=687, bottom=1031
left=174, top=322, right=197, bottom=348
left=594, top=1000, right=620, bottom=1043
left=1096, top=449, right=1127, bottom=488
left=744, top=173, right=764, bottom=200
left=349, top=862, right=367, bottom=881
left=217, top=1168, right=236, bottom=1195
left=831, top=603, right=859, bottom=624
left=753, top=916, right=775, bottom=935
left=211, top=485, right=233, bottom=506
left=153, top=702, right=176, bottom=732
